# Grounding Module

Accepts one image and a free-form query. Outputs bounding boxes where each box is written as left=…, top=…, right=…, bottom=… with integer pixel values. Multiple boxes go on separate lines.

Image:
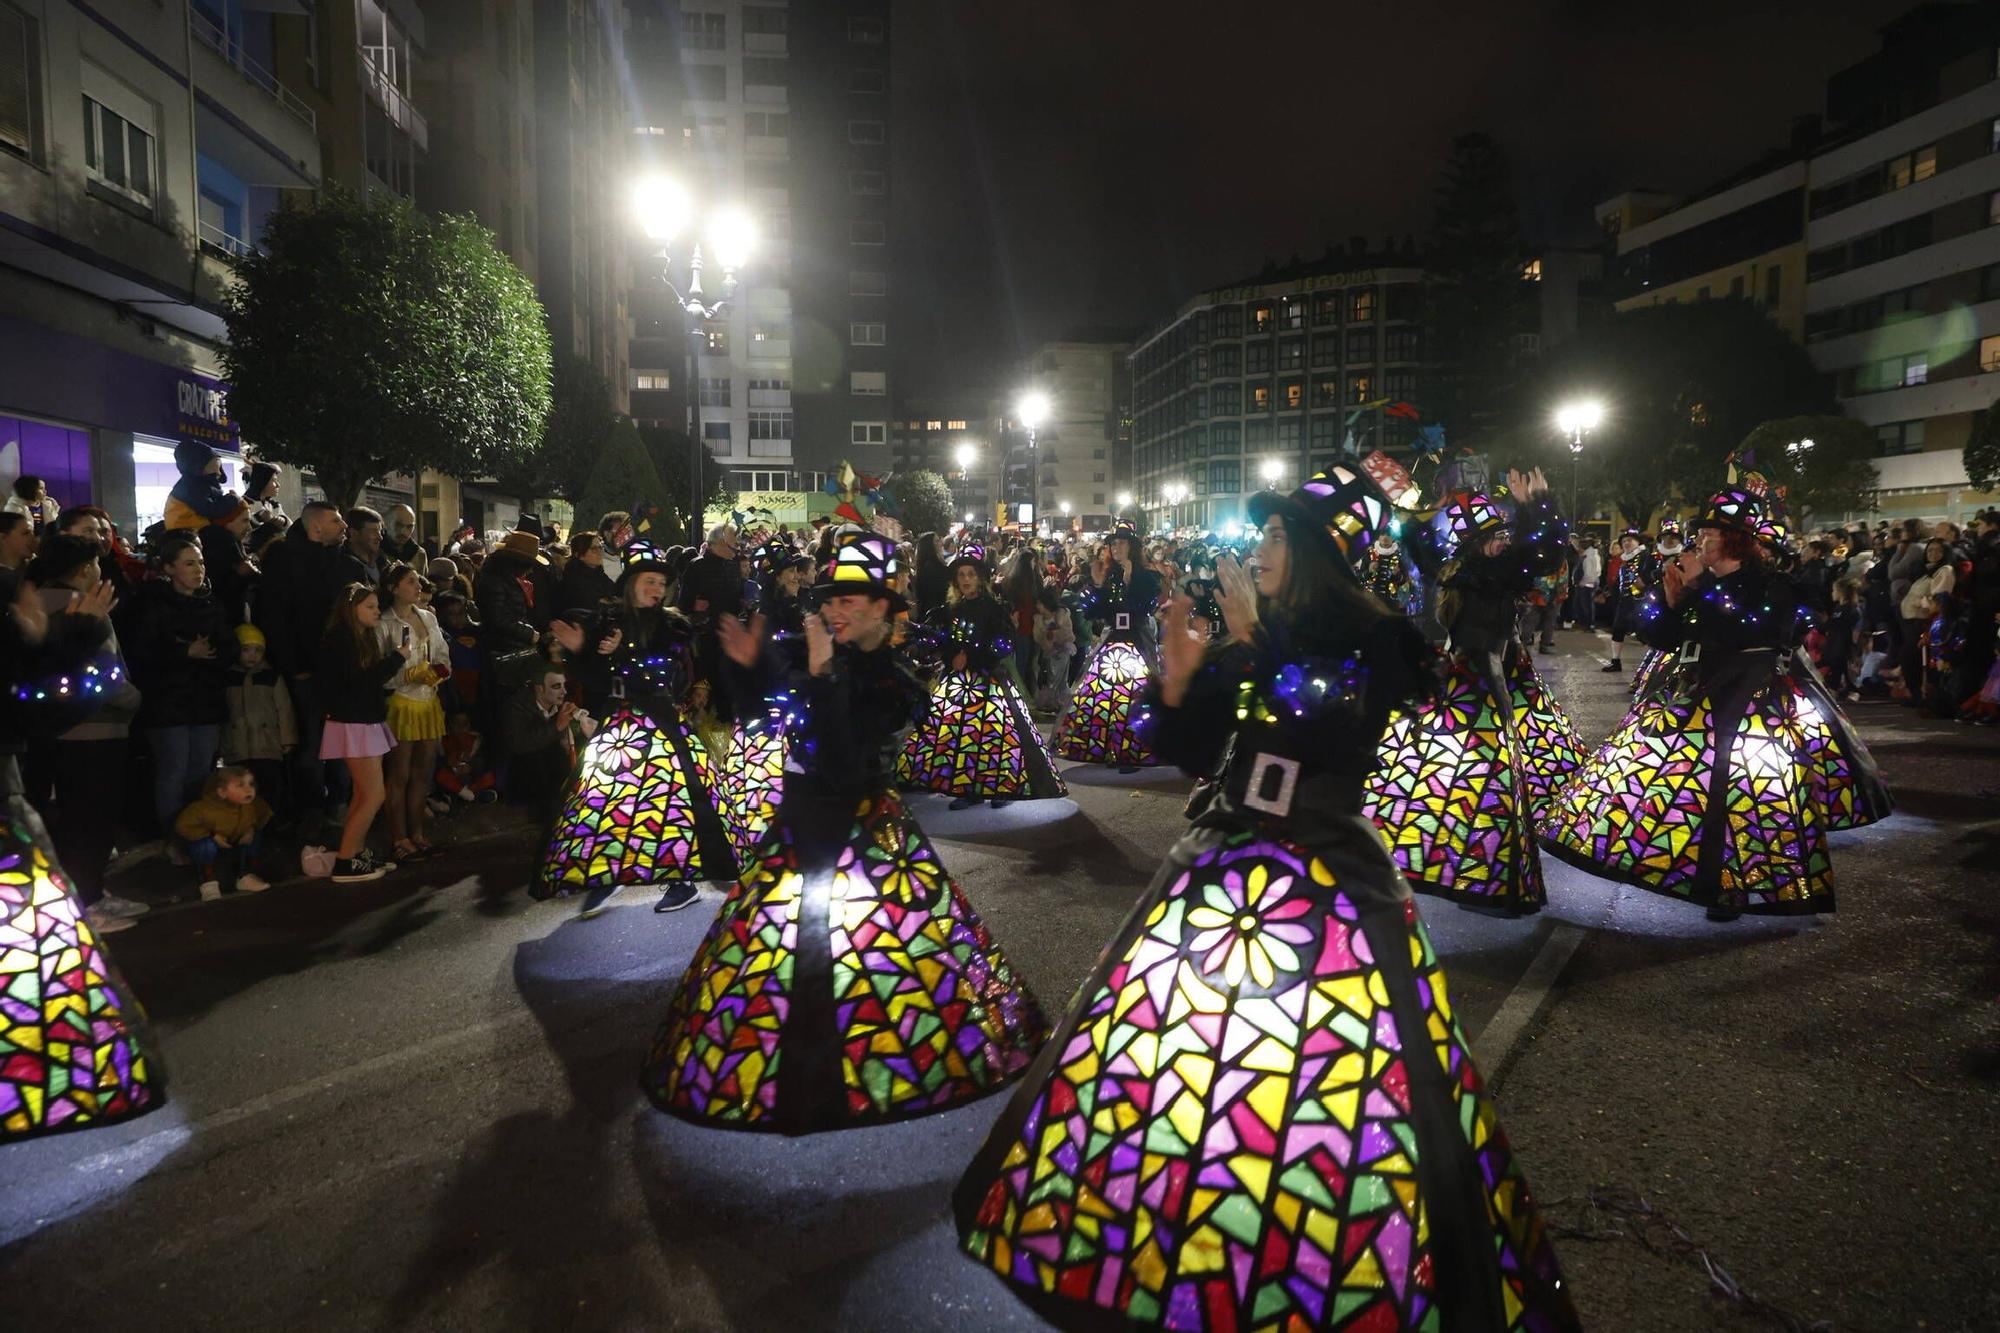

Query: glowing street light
left=1553, top=399, right=1605, bottom=517
left=1016, top=392, right=1051, bottom=430
left=1787, top=437, right=1815, bottom=467
left=1260, top=457, right=1283, bottom=486
left=954, top=442, right=977, bottom=471
left=1117, top=490, right=1134, bottom=508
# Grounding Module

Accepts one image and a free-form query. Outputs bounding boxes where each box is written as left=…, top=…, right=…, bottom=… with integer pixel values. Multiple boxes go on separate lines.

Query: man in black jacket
left=332, top=506, right=385, bottom=591
left=254, top=499, right=345, bottom=816
left=501, top=666, right=592, bottom=823
left=677, top=522, right=743, bottom=710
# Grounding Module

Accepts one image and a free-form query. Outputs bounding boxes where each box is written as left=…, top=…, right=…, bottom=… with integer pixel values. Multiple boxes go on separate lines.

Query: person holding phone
left=376, top=562, right=450, bottom=864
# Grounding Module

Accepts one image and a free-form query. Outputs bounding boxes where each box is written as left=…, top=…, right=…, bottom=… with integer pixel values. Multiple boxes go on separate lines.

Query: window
left=848, top=16, right=884, bottom=43
left=681, top=11, right=725, bottom=49
left=684, top=64, right=726, bottom=100
left=1245, top=421, right=1272, bottom=449
left=1213, top=305, right=1243, bottom=338
left=849, top=321, right=886, bottom=345
left=1311, top=336, right=1338, bottom=368
left=1277, top=338, right=1305, bottom=371
left=1092, top=471, right=1106, bottom=482
left=632, top=371, right=671, bottom=391
left=1213, top=344, right=1242, bottom=377
left=742, top=6, right=786, bottom=34
left=1091, top=447, right=1106, bottom=459
left=849, top=219, right=885, bottom=245
left=1249, top=384, right=1271, bottom=412
left=1312, top=292, right=1340, bottom=326
left=1313, top=379, right=1341, bottom=408
left=1765, top=265, right=1782, bottom=306
left=1521, top=258, right=1543, bottom=281
left=748, top=377, right=791, bottom=392
left=1990, top=190, right=2000, bottom=228
left=742, top=57, right=788, bottom=87
left=847, top=119, right=885, bottom=145
left=749, top=409, right=793, bottom=439
left=1211, top=422, right=1240, bottom=454
left=1280, top=297, right=1305, bottom=330
left=949, top=420, right=968, bottom=430
left=1982, top=336, right=2000, bottom=373
left=850, top=370, right=887, bottom=396
left=1, top=2, right=42, bottom=161
left=1900, top=352, right=1927, bottom=386
left=849, top=169, right=885, bottom=195
left=1193, top=346, right=1210, bottom=380
left=1383, top=329, right=1419, bottom=361
left=1282, top=380, right=1304, bottom=410
left=850, top=69, right=885, bottom=94
left=1348, top=373, right=1373, bottom=403
left=1310, top=415, right=1340, bottom=450
left=1245, top=342, right=1272, bottom=374
left=1886, top=145, right=1937, bottom=190
left=1211, top=382, right=1240, bottom=415
left=1346, top=329, right=1374, bottom=363
left=1349, top=290, right=1375, bottom=322
left=1210, top=460, right=1241, bottom=493
left=1730, top=275, right=1744, bottom=298
left=851, top=421, right=886, bottom=446
left=699, top=376, right=731, bottom=406
left=81, top=88, right=155, bottom=207
left=1249, top=302, right=1274, bottom=332
left=744, top=111, right=788, bottom=138
left=702, top=421, right=732, bottom=443
left=1875, top=420, right=1925, bottom=454
left=849, top=270, right=886, bottom=295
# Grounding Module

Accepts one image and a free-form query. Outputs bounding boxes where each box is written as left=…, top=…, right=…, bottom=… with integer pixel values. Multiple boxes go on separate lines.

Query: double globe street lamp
left=632, top=174, right=756, bottom=541
left=1554, top=399, right=1605, bottom=521
left=1016, top=391, right=1051, bottom=535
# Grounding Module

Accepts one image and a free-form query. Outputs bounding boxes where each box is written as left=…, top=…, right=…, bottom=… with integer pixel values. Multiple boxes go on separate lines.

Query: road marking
left=1471, top=920, right=1590, bottom=1081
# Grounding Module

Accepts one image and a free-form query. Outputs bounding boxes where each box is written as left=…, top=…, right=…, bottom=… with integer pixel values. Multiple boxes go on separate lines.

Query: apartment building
left=1020, top=336, right=1133, bottom=531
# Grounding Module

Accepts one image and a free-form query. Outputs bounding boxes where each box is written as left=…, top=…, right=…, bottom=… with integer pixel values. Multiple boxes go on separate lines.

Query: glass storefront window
left=0, top=413, right=93, bottom=510
left=133, top=435, right=241, bottom=533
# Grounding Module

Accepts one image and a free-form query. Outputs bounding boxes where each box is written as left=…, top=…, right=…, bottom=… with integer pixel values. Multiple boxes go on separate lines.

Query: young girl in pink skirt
left=318, top=583, right=406, bottom=882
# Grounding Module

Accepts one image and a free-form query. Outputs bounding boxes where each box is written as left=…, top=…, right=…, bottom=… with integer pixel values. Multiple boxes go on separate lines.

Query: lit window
left=1349, top=290, right=1375, bottom=322
left=925, top=420, right=943, bottom=430
left=632, top=371, right=671, bottom=391
left=1283, top=381, right=1303, bottom=409
left=947, top=420, right=967, bottom=430
left=1981, top=336, right=2000, bottom=373
left=634, top=126, right=671, bottom=136
left=849, top=321, right=886, bottom=345
left=1914, top=145, right=1937, bottom=182
left=1522, top=258, right=1543, bottom=281
left=1250, top=384, right=1270, bottom=411
left=1902, top=352, right=1927, bottom=386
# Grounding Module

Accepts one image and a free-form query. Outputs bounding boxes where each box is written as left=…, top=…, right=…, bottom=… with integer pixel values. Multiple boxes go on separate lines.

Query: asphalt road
left=0, top=632, right=1980, bottom=1331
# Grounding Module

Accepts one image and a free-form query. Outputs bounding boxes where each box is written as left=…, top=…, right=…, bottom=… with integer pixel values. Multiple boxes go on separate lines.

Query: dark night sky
left=889, top=0, right=1918, bottom=396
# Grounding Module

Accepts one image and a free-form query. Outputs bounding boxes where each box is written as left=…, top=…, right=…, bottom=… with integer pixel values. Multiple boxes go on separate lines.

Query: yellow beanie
left=234, top=622, right=266, bottom=648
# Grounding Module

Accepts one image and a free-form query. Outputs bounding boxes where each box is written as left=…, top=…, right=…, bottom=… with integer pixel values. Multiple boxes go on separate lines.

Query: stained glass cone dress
left=716, top=591, right=808, bottom=866
left=1784, top=647, right=1892, bottom=831
left=1363, top=494, right=1584, bottom=913
left=643, top=531, right=1047, bottom=1133
left=899, top=585, right=1067, bottom=800
left=1541, top=495, right=1835, bottom=916
left=956, top=610, right=1578, bottom=1333
left=1057, top=534, right=1165, bottom=767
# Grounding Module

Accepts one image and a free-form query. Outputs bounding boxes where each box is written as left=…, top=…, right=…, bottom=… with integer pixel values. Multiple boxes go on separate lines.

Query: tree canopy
left=636, top=423, right=731, bottom=541
left=222, top=188, right=552, bottom=509
left=1735, top=415, right=1879, bottom=523
left=1425, top=132, right=1530, bottom=447
left=885, top=469, right=956, bottom=537
left=573, top=419, right=664, bottom=544
left=1966, top=408, right=2000, bottom=492
left=498, top=354, right=615, bottom=502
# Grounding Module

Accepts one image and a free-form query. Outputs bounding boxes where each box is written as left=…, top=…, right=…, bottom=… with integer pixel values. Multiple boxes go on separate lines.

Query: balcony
left=190, top=9, right=316, bottom=131
left=199, top=219, right=257, bottom=260
left=359, top=45, right=428, bottom=152
left=188, top=8, right=320, bottom=187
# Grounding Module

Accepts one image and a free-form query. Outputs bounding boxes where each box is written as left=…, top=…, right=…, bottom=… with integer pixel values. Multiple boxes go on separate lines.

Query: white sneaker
left=236, top=873, right=271, bottom=893
left=94, top=892, right=152, bottom=919
left=198, top=880, right=223, bottom=902
left=85, top=904, right=136, bottom=934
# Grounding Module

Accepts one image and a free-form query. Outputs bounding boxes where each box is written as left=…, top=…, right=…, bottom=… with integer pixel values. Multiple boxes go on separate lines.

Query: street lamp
left=632, top=173, right=755, bottom=541
left=1162, top=481, right=1188, bottom=531
left=1016, top=391, right=1050, bottom=534
left=1553, top=399, right=1604, bottom=519
left=1787, top=437, right=1815, bottom=468
left=1259, top=457, right=1283, bottom=487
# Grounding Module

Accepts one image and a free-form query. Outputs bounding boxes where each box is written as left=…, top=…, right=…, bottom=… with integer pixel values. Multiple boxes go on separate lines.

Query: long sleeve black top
left=1439, top=495, right=1569, bottom=655
left=913, top=593, right=1016, bottom=671
left=1637, top=562, right=1804, bottom=656
left=725, top=635, right=924, bottom=801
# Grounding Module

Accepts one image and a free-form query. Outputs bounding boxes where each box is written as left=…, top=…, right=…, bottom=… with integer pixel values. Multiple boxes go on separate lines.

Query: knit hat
left=234, top=622, right=266, bottom=648
left=426, top=558, right=460, bottom=583
left=173, top=438, right=217, bottom=477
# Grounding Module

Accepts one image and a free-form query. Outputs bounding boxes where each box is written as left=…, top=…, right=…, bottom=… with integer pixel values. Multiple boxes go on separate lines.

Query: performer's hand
left=951, top=650, right=968, bottom=672
left=804, top=613, right=834, bottom=676
left=596, top=628, right=623, bottom=656
left=1662, top=559, right=1686, bottom=606
left=1214, top=553, right=1261, bottom=645
left=548, top=618, right=585, bottom=655
left=8, top=579, right=49, bottom=645
left=75, top=580, right=118, bottom=622
left=1159, top=595, right=1203, bottom=706
left=718, top=612, right=765, bottom=668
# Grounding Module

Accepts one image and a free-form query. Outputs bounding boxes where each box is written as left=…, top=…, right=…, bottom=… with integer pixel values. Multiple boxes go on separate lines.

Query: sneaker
left=472, top=789, right=499, bottom=805
left=331, top=852, right=389, bottom=883
left=94, top=892, right=152, bottom=919
left=1600, top=661, right=1623, bottom=673
left=426, top=797, right=452, bottom=817
left=84, top=904, right=136, bottom=934
left=198, top=880, right=223, bottom=902
left=578, top=883, right=618, bottom=919
left=653, top=882, right=700, bottom=913
left=237, top=873, right=271, bottom=893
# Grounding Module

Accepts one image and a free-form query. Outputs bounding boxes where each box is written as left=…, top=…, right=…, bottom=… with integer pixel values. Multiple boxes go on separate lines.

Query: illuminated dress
left=1055, top=525, right=1163, bottom=767
left=1785, top=646, right=1891, bottom=830
left=714, top=540, right=810, bottom=864
left=1541, top=489, right=1836, bottom=917
left=1362, top=493, right=1586, bottom=913
left=643, top=529, right=1047, bottom=1134
left=536, top=544, right=738, bottom=897
left=957, top=468, right=1578, bottom=1333
left=0, top=596, right=162, bottom=1139
left=898, top=544, right=1067, bottom=802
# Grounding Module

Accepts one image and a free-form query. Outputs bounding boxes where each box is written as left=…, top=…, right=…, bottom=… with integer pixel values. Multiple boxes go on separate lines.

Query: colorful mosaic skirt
left=1, top=792, right=163, bottom=1141
left=641, top=790, right=1049, bottom=1134
left=1362, top=647, right=1584, bottom=911
left=898, top=669, right=1069, bottom=800
left=1054, top=639, right=1157, bottom=766
left=716, top=712, right=790, bottom=865
left=1785, top=650, right=1892, bottom=832
left=536, top=704, right=736, bottom=897
left=955, top=822, right=1579, bottom=1332
left=1540, top=654, right=1834, bottom=915
left=1630, top=647, right=1671, bottom=699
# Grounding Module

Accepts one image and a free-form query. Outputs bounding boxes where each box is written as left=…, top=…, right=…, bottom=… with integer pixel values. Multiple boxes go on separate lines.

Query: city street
left=1, top=636, right=1995, bottom=1332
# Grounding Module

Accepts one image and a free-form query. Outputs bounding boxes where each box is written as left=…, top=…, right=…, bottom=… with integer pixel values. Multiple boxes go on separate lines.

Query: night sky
left=890, top=0, right=1916, bottom=395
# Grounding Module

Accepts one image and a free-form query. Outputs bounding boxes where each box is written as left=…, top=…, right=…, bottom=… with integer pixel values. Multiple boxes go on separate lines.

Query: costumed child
left=431, top=711, right=499, bottom=808
left=173, top=765, right=275, bottom=900
left=955, top=466, right=1579, bottom=1332
left=221, top=622, right=295, bottom=820
left=1542, top=487, right=1835, bottom=921
left=539, top=541, right=735, bottom=914
left=1363, top=470, right=1585, bottom=915
left=1054, top=520, right=1162, bottom=770
left=899, top=541, right=1067, bottom=810
left=641, top=527, right=1047, bottom=1134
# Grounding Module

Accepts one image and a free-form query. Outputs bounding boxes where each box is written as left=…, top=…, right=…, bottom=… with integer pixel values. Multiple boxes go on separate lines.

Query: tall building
left=1129, top=253, right=1433, bottom=533
left=1021, top=335, right=1136, bottom=531
left=0, top=0, right=321, bottom=530
left=270, top=0, right=428, bottom=199
left=626, top=0, right=891, bottom=504
left=889, top=395, right=1000, bottom=522
left=416, top=0, right=537, bottom=276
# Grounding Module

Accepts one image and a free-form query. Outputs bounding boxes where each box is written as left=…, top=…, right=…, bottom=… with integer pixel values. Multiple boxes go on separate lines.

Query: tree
left=637, top=423, right=731, bottom=538
left=885, top=469, right=956, bottom=537
left=222, top=189, right=552, bottom=509
left=1425, top=133, right=1530, bottom=447
left=574, top=419, right=665, bottom=543
left=1966, top=408, right=2000, bottom=492
left=1504, top=299, right=1835, bottom=525
left=1736, top=415, right=1879, bottom=523
left=498, top=354, right=616, bottom=501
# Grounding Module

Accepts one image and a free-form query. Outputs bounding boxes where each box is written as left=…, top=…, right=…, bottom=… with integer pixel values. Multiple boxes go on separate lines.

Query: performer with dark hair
left=957, top=467, right=1578, bottom=1332
left=1055, top=521, right=1162, bottom=770
left=539, top=541, right=736, bottom=914
left=1543, top=487, right=1835, bottom=920
left=1363, top=471, right=1585, bottom=915
left=1600, top=526, right=1654, bottom=675
left=899, top=542, right=1066, bottom=810
left=642, top=527, right=1046, bottom=1134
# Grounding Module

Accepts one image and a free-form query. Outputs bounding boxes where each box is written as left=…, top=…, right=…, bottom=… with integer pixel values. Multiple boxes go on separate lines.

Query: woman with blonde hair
left=317, top=583, right=406, bottom=882
left=376, top=562, right=450, bottom=864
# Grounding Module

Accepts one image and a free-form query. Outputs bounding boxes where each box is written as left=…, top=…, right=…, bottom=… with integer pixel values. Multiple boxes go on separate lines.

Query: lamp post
left=1554, top=400, right=1604, bottom=520
left=1016, top=391, right=1050, bottom=535
left=953, top=441, right=978, bottom=518
left=1162, top=481, right=1188, bottom=532
left=1787, top=437, right=1815, bottom=470
left=1259, top=457, right=1283, bottom=488
left=632, top=174, right=755, bottom=542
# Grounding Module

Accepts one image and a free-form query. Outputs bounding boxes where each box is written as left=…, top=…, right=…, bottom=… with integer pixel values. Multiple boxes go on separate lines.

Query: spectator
left=1887, top=520, right=1927, bottom=615
left=1000, top=549, right=1043, bottom=698
left=1822, top=580, right=1861, bottom=699
left=0, top=512, right=33, bottom=570
left=163, top=441, right=240, bottom=533
left=1962, top=511, right=2000, bottom=698
left=376, top=562, right=450, bottom=864
left=5, top=474, right=60, bottom=530
left=383, top=503, right=423, bottom=566
left=316, top=583, right=405, bottom=882
left=433, top=592, right=483, bottom=711
left=913, top=532, right=949, bottom=620
left=427, top=556, right=473, bottom=603
left=256, top=499, right=347, bottom=805
left=432, top=710, right=499, bottom=807
left=475, top=529, right=545, bottom=656
left=1797, top=539, right=1836, bottom=621
left=1899, top=537, right=1956, bottom=706
left=244, top=460, right=285, bottom=523
left=597, top=510, right=634, bottom=583
left=25, top=534, right=147, bottom=932
left=173, top=766, right=274, bottom=900
left=222, top=622, right=295, bottom=821
left=1031, top=584, right=1075, bottom=714
left=333, top=506, right=385, bottom=590
left=199, top=498, right=258, bottom=625
left=556, top=531, right=617, bottom=612
left=677, top=522, right=743, bottom=704
left=1570, top=535, right=1601, bottom=631
left=501, top=666, right=594, bottom=821
left=128, top=536, right=231, bottom=844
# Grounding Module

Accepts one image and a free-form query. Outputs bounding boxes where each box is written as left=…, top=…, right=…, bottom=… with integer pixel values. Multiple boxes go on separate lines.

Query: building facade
left=1129, top=258, right=1433, bottom=533
left=888, top=396, right=1000, bottom=523
left=1021, top=338, right=1132, bottom=531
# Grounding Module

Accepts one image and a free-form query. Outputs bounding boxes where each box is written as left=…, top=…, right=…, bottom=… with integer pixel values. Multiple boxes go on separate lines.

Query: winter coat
left=199, top=522, right=258, bottom=626
left=127, top=580, right=232, bottom=727
left=172, top=771, right=274, bottom=845
left=35, top=586, right=141, bottom=741
left=164, top=439, right=237, bottom=531
left=474, top=549, right=543, bottom=654
left=316, top=631, right=405, bottom=725
left=676, top=550, right=745, bottom=619
left=255, top=524, right=342, bottom=677
left=222, top=665, right=296, bottom=761
left=330, top=545, right=383, bottom=596
left=555, top=558, right=617, bottom=617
